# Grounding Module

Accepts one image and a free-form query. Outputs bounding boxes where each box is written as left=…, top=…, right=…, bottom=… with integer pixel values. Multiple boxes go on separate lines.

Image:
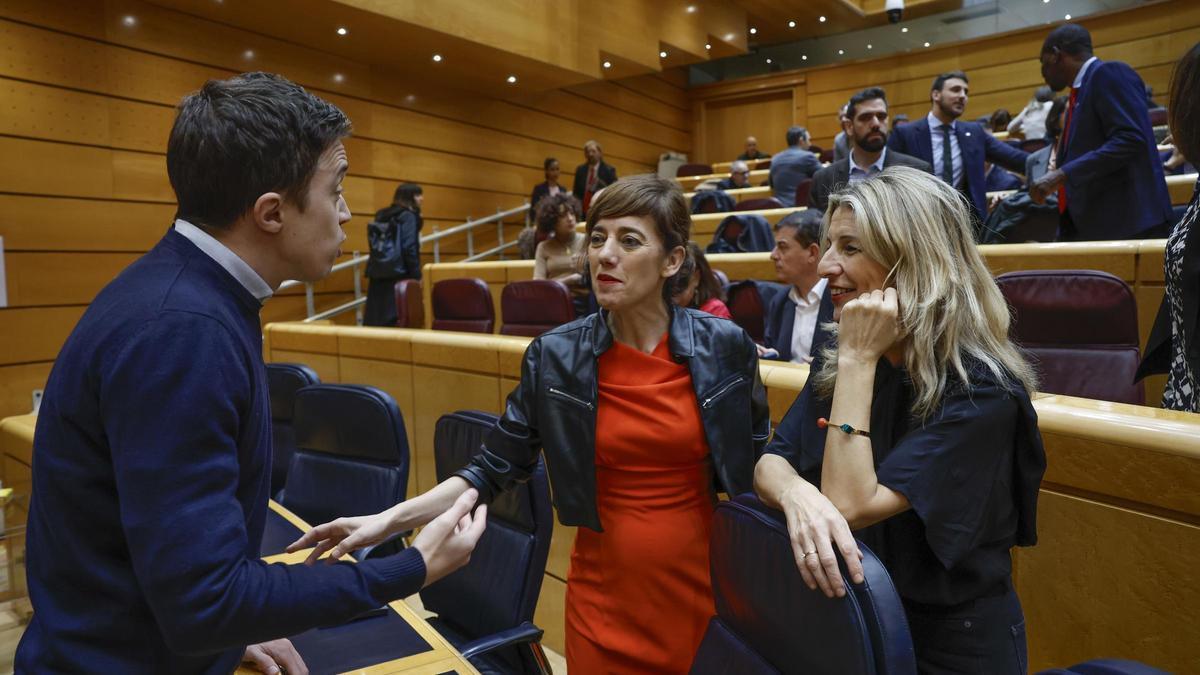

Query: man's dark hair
left=774, top=208, right=822, bottom=247
left=1042, top=24, right=1093, bottom=57
left=931, top=70, right=969, bottom=93
left=1170, top=41, right=1200, bottom=164
left=847, top=87, right=888, bottom=119
left=392, top=183, right=423, bottom=211
left=543, top=157, right=559, bottom=170
left=167, top=72, right=352, bottom=229
left=786, top=126, right=809, bottom=147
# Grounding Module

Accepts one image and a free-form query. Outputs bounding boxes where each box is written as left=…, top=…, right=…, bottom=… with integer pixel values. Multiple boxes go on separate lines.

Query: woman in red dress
left=291, top=175, right=769, bottom=673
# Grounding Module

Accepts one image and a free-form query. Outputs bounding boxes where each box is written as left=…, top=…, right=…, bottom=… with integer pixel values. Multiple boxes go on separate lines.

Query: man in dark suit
left=759, top=209, right=834, bottom=364
left=889, top=70, right=1028, bottom=224
left=810, top=87, right=932, bottom=213
left=716, top=160, right=751, bottom=190
left=1029, top=24, right=1172, bottom=240
left=768, top=126, right=823, bottom=206
left=572, top=139, right=617, bottom=216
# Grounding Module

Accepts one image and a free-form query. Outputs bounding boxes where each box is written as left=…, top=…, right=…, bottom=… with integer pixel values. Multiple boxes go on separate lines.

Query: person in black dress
left=1137, top=41, right=1200, bottom=411
left=754, top=167, right=1046, bottom=673
left=363, top=183, right=423, bottom=326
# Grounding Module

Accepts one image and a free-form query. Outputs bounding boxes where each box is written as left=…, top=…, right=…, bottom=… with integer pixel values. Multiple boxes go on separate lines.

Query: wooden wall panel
left=690, top=0, right=1198, bottom=154
left=703, top=91, right=796, bottom=164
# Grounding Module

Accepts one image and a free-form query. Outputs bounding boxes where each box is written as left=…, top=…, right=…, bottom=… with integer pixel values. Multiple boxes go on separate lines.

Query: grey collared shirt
left=174, top=219, right=273, bottom=304
left=928, top=111, right=963, bottom=188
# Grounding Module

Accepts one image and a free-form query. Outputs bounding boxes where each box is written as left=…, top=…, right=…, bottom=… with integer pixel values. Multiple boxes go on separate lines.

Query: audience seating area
left=264, top=362, right=320, bottom=497
left=499, top=280, right=576, bottom=337
left=432, top=278, right=496, bottom=334
left=677, top=169, right=771, bottom=191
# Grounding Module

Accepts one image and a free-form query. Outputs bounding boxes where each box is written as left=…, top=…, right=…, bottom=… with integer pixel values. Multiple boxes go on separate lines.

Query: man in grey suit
left=768, top=125, right=823, bottom=207
left=809, top=88, right=932, bottom=213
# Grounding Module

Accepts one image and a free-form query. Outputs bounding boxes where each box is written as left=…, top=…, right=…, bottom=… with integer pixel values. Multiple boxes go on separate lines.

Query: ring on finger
left=803, top=550, right=817, bottom=557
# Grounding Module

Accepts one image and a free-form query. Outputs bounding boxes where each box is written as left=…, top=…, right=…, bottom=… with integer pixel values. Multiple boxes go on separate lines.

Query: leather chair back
left=432, top=278, right=495, bottom=333
left=678, top=163, right=715, bottom=177
left=1020, top=138, right=1049, bottom=154
left=819, top=148, right=835, bottom=163
left=280, top=384, right=410, bottom=552
left=792, top=178, right=814, bottom=207
left=393, top=279, right=424, bottom=328
left=996, top=270, right=1144, bottom=404
left=690, top=494, right=916, bottom=675
left=734, top=197, right=785, bottom=211
left=500, top=280, right=575, bottom=337
left=264, top=363, right=320, bottom=497
left=725, top=280, right=788, bottom=343
left=422, top=411, right=553, bottom=672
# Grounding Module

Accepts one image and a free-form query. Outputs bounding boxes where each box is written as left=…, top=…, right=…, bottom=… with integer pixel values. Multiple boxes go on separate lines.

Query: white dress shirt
left=174, top=219, right=273, bottom=304
left=1073, top=56, right=1099, bottom=89
left=790, top=278, right=828, bottom=364
left=928, top=111, right=963, bottom=189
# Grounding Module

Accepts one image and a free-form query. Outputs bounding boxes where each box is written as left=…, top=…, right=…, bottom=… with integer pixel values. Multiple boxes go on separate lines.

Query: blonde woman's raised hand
left=837, top=287, right=904, bottom=364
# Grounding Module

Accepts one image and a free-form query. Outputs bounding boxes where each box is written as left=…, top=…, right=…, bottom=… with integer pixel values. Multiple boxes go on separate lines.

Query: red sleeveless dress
left=565, top=333, right=717, bottom=673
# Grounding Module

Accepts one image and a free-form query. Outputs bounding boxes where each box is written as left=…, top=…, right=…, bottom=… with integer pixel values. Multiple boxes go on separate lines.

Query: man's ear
left=252, top=192, right=285, bottom=235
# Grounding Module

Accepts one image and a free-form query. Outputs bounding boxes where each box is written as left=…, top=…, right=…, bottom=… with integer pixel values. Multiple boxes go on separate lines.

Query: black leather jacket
left=454, top=304, right=770, bottom=532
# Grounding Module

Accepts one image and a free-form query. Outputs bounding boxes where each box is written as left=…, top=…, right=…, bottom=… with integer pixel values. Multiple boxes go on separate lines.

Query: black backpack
left=366, top=212, right=412, bottom=279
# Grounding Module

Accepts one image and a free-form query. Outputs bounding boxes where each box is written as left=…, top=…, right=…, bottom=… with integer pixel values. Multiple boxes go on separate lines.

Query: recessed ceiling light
left=766, top=58, right=773, bottom=64
left=405, top=94, right=416, bottom=103
left=1043, top=0, right=1050, bottom=3
left=901, top=26, right=909, bottom=32
left=432, top=54, right=443, bottom=62
left=705, top=43, right=711, bottom=50
left=924, top=41, right=931, bottom=47
left=686, top=5, right=696, bottom=13
left=802, top=54, right=808, bottom=60
left=121, top=15, right=137, bottom=27
left=336, top=27, right=348, bottom=36
left=1064, top=13, right=1072, bottom=19
left=333, top=73, right=345, bottom=83
left=506, top=75, right=517, bottom=84
left=749, top=27, right=757, bottom=35
left=242, top=49, right=255, bottom=59
left=603, top=60, right=612, bottom=69
left=819, top=16, right=827, bottom=22
left=838, top=49, right=844, bottom=55
left=788, top=20, right=796, bottom=28
left=867, top=44, right=873, bottom=49
left=660, top=50, right=668, bottom=58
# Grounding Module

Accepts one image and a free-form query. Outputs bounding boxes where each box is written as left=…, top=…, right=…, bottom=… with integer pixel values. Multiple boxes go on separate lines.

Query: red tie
left=1057, top=86, right=1078, bottom=214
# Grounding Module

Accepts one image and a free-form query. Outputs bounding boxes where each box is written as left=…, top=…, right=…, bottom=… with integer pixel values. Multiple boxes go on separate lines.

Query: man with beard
left=889, top=71, right=1028, bottom=224
left=809, top=88, right=931, bottom=212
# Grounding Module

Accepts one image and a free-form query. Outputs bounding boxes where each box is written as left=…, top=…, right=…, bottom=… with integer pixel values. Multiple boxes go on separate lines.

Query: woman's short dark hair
left=543, top=157, right=559, bottom=170
left=989, top=109, right=1012, bottom=132
left=586, top=175, right=691, bottom=301
left=166, top=72, right=351, bottom=229
left=1169, top=41, right=1200, bottom=163
left=535, top=192, right=581, bottom=234
left=677, top=242, right=726, bottom=307
left=393, top=182, right=423, bottom=211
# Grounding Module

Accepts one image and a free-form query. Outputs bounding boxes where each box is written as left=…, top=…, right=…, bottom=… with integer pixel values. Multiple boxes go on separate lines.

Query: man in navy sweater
left=16, top=73, right=486, bottom=674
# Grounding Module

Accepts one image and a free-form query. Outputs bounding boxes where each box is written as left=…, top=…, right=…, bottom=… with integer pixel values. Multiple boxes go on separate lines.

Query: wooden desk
left=677, top=169, right=769, bottom=191
left=236, top=501, right=480, bottom=675
left=682, top=185, right=772, bottom=204
left=712, top=158, right=770, bottom=173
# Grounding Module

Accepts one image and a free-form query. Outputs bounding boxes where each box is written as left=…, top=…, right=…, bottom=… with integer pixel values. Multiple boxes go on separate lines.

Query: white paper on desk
left=0, top=236, right=7, bottom=308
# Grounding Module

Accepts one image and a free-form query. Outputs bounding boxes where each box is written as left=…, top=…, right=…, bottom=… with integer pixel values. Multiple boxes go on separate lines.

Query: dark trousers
left=1059, top=210, right=1170, bottom=241
left=903, top=583, right=1028, bottom=674
left=363, top=277, right=399, bottom=327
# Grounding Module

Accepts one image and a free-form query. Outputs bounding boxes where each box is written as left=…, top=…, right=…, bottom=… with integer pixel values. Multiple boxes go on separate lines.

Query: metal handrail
left=278, top=201, right=530, bottom=323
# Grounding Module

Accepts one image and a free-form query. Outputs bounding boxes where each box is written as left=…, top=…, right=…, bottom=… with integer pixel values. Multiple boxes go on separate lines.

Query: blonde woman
left=754, top=167, right=1046, bottom=673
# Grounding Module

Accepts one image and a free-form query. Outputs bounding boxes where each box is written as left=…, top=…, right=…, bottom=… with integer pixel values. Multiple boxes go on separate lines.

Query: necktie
left=940, top=124, right=954, bottom=186
left=1057, top=86, right=1078, bottom=215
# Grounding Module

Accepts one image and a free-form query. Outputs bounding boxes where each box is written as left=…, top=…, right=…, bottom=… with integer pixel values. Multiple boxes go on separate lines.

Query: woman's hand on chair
left=779, top=479, right=864, bottom=599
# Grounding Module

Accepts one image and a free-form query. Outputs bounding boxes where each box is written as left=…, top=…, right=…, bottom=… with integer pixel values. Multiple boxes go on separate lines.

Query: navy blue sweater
left=16, top=229, right=425, bottom=673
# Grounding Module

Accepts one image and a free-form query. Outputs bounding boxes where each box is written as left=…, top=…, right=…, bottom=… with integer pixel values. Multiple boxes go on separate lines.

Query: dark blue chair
left=690, top=494, right=916, bottom=675
left=278, top=384, right=410, bottom=559
left=264, top=363, right=320, bottom=499
left=1038, top=659, right=1173, bottom=675
left=421, top=410, right=553, bottom=675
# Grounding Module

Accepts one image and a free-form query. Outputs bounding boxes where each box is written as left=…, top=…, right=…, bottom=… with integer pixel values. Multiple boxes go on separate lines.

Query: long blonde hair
left=812, top=166, right=1036, bottom=419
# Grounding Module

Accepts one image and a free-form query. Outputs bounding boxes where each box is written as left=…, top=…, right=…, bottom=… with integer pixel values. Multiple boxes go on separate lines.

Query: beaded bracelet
left=816, top=417, right=871, bottom=438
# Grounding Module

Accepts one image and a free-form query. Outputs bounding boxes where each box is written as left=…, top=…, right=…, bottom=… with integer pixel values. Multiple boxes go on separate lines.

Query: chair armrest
left=351, top=531, right=409, bottom=562
left=458, top=621, right=544, bottom=660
